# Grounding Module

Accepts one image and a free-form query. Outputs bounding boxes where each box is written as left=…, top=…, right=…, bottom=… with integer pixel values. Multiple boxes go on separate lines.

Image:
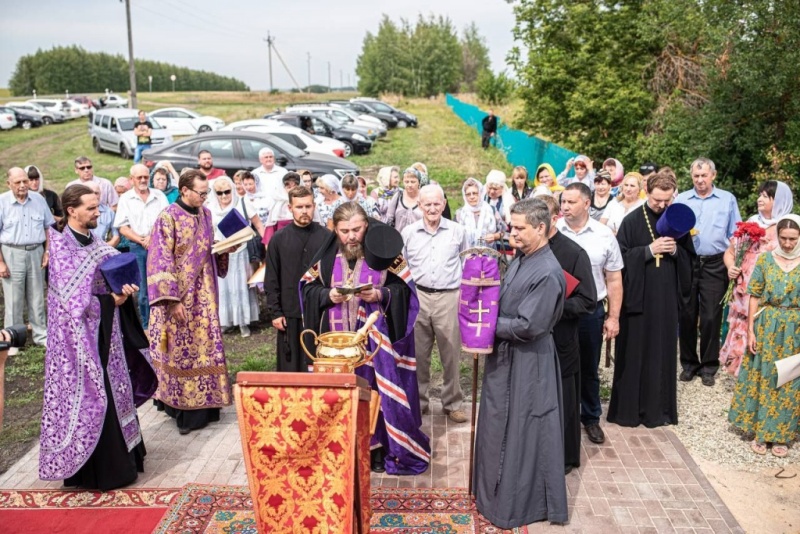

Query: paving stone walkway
left=0, top=400, right=744, bottom=533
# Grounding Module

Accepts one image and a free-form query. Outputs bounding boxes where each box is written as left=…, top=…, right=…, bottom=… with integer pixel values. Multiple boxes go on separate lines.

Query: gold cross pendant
left=654, top=253, right=662, bottom=268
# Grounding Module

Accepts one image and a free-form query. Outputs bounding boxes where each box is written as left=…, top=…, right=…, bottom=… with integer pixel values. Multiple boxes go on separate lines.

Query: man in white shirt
left=557, top=182, right=624, bottom=445
left=0, top=167, right=55, bottom=354
left=114, top=163, right=168, bottom=327
left=252, top=148, right=287, bottom=200
left=66, top=156, right=119, bottom=209
left=402, top=185, right=469, bottom=422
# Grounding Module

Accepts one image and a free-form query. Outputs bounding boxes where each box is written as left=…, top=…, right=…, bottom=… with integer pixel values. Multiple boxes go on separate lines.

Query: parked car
left=99, top=94, right=128, bottom=108
left=0, top=107, right=18, bottom=130
left=28, top=98, right=82, bottom=120
left=264, top=113, right=373, bottom=155
left=141, top=131, right=359, bottom=179
left=285, top=104, right=386, bottom=137
left=0, top=106, right=43, bottom=129
left=222, top=119, right=348, bottom=158
left=66, top=99, right=91, bottom=117
left=6, top=102, right=64, bottom=124
left=90, top=108, right=173, bottom=159
left=148, top=107, right=225, bottom=136
left=329, top=100, right=399, bottom=128
left=352, top=97, right=417, bottom=127
left=71, top=95, right=97, bottom=109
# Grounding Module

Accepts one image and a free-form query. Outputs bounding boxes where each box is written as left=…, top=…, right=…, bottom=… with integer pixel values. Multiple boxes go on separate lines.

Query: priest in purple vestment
left=300, top=202, right=430, bottom=475
left=147, top=169, right=233, bottom=435
left=40, top=185, right=157, bottom=490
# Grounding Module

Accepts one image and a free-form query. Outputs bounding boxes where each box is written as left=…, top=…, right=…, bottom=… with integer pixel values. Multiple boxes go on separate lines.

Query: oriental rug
left=0, top=487, right=178, bottom=534
left=152, top=484, right=525, bottom=533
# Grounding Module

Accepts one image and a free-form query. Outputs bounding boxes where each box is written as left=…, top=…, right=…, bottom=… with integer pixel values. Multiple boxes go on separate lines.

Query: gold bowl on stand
left=301, top=311, right=381, bottom=373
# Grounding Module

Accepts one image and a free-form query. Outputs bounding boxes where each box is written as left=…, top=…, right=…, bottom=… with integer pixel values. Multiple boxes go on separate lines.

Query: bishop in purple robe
left=301, top=202, right=430, bottom=475
left=39, top=185, right=157, bottom=490
left=147, top=170, right=232, bottom=434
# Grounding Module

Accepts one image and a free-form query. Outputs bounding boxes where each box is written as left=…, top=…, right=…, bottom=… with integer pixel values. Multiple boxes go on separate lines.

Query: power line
left=132, top=3, right=243, bottom=40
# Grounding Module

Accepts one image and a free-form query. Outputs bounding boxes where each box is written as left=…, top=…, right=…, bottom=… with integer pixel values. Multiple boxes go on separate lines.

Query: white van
left=90, top=109, right=173, bottom=159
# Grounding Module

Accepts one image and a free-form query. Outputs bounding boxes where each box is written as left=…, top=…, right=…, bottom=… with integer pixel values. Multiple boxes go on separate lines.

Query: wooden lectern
left=234, top=372, right=372, bottom=533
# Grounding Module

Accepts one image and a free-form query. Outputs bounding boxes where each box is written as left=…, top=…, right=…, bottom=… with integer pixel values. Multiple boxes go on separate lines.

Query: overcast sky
left=0, top=0, right=518, bottom=91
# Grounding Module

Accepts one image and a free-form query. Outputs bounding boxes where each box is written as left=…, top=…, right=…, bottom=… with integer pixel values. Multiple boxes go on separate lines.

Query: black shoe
left=178, top=426, right=192, bottom=435
left=679, top=370, right=695, bottom=382
left=370, top=449, right=386, bottom=473
left=585, top=423, right=605, bottom=444
left=565, top=465, right=574, bottom=475
left=701, top=374, right=715, bottom=387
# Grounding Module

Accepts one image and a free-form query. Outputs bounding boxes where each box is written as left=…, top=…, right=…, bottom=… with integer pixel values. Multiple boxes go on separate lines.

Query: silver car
left=6, top=102, right=65, bottom=124
left=90, top=109, right=173, bottom=159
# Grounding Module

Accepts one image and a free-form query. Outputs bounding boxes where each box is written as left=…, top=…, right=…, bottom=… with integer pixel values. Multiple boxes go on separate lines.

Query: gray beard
left=339, top=241, right=364, bottom=262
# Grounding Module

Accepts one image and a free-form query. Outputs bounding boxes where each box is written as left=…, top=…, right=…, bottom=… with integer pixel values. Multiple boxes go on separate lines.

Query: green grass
left=227, top=346, right=277, bottom=376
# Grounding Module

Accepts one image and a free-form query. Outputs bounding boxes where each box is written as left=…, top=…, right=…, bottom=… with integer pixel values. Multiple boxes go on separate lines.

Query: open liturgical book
left=335, top=283, right=373, bottom=296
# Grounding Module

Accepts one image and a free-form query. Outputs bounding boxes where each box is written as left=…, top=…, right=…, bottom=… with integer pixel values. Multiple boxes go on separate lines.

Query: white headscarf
left=773, top=214, right=800, bottom=261
left=750, top=181, right=794, bottom=228
left=317, top=174, right=343, bottom=196
left=460, top=177, right=495, bottom=245
left=207, top=176, right=243, bottom=239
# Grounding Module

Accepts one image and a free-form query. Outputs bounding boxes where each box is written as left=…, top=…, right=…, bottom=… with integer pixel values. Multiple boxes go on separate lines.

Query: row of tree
left=9, top=46, right=248, bottom=95
left=356, top=15, right=491, bottom=98
left=509, top=0, right=800, bottom=214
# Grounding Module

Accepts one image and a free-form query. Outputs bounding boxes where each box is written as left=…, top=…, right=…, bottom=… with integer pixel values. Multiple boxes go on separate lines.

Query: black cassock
left=549, top=232, right=597, bottom=468
left=608, top=203, right=694, bottom=428
left=264, top=221, right=331, bottom=372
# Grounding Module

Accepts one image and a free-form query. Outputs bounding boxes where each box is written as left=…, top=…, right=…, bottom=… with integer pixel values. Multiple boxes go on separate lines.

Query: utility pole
left=307, top=52, right=311, bottom=92
left=123, top=0, right=137, bottom=108
left=263, top=33, right=275, bottom=92
left=327, top=62, right=331, bottom=93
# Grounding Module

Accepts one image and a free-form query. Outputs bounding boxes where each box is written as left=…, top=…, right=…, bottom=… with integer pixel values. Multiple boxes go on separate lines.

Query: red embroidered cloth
left=235, top=372, right=372, bottom=533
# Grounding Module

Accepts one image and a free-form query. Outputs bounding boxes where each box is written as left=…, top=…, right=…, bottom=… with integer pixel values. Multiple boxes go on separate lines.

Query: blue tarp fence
left=445, top=93, right=578, bottom=177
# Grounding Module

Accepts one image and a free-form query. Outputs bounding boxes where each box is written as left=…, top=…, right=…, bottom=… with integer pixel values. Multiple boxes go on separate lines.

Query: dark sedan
left=330, top=100, right=399, bottom=128
left=0, top=106, right=44, bottom=130
left=141, top=131, right=359, bottom=178
left=264, top=113, right=373, bottom=155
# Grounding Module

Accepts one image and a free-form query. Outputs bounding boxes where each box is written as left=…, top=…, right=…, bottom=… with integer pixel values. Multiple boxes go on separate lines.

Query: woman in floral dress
left=720, top=181, right=793, bottom=376
left=729, top=214, right=800, bottom=458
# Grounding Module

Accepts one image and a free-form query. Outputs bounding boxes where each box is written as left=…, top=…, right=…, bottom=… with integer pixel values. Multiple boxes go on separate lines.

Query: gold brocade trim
left=307, top=264, right=320, bottom=280
left=461, top=279, right=501, bottom=287
left=152, top=360, right=227, bottom=378
left=148, top=271, right=177, bottom=285
left=388, top=256, right=406, bottom=275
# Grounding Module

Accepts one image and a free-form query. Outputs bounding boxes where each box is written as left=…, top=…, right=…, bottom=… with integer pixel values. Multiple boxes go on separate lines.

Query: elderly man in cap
left=301, top=202, right=430, bottom=475
left=402, top=184, right=469, bottom=422
left=0, top=167, right=55, bottom=354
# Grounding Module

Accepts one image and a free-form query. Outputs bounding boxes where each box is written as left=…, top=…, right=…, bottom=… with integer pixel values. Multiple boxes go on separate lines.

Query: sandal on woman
left=750, top=441, right=767, bottom=455
left=772, top=444, right=789, bottom=458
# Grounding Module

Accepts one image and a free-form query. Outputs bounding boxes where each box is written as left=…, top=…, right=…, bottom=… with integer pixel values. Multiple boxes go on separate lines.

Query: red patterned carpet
left=0, top=487, right=178, bottom=534
left=153, top=484, right=520, bottom=533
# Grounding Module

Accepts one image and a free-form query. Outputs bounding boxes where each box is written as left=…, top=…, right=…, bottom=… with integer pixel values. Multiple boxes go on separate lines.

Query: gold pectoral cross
left=654, top=253, right=662, bottom=268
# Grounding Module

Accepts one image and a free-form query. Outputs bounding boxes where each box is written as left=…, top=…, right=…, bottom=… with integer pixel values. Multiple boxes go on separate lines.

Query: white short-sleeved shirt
left=113, top=188, right=168, bottom=236
left=603, top=198, right=644, bottom=234
left=557, top=217, right=624, bottom=300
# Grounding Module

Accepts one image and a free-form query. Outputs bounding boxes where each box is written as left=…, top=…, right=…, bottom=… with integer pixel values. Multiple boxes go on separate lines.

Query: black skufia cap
left=364, top=223, right=403, bottom=271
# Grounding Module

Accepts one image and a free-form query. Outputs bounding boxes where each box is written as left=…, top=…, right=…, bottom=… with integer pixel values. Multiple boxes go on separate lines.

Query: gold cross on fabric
left=329, top=315, right=347, bottom=332
left=468, top=321, right=489, bottom=336
left=654, top=253, right=663, bottom=268
left=470, top=302, right=490, bottom=322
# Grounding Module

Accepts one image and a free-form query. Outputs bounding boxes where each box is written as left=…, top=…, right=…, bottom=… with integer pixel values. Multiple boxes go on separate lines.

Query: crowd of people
left=1, top=148, right=799, bottom=529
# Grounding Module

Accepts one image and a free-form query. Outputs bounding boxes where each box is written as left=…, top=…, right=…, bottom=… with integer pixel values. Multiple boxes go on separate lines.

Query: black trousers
left=481, top=131, right=493, bottom=148
left=679, top=254, right=727, bottom=377
left=563, top=371, right=581, bottom=469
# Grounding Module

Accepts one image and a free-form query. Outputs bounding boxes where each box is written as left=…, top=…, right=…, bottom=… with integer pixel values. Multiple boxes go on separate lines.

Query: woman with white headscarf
left=484, top=169, right=514, bottom=223
left=456, top=177, right=506, bottom=248
left=208, top=176, right=260, bottom=337
left=315, top=174, right=345, bottom=230
left=371, top=166, right=400, bottom=223
left=720, top=180, right=794, bottom=376
left=729, top=214, right=800, bottom=458
left=24, top=165, right=63, bottom=221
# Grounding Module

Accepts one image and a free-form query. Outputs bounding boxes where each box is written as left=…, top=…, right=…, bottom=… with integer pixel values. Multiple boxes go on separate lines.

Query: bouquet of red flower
left=721, top=221, right=767, bottom=304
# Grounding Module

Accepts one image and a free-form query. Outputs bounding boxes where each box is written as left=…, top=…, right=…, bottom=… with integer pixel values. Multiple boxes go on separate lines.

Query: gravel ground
left=597, top=359, right=798, bottom=472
